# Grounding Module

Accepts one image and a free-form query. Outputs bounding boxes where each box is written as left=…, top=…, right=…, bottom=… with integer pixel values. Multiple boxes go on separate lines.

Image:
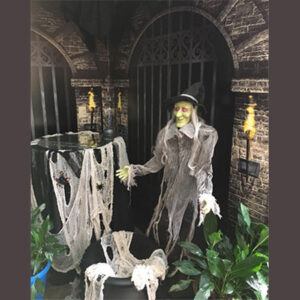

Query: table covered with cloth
left=31, top=131, right=133, bottom=273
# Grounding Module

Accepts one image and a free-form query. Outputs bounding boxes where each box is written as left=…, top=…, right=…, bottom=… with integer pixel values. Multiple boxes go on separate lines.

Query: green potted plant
left=169, top=203, right=269, bottom=300
left=31, top=203, right=66, bottom=300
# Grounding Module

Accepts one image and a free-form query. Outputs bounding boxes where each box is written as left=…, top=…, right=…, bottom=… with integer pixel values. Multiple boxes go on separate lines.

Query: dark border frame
left=1, top=1, right=299, bottom=299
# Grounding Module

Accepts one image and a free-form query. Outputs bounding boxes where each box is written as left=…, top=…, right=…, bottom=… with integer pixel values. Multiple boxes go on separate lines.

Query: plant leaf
left=207, top=257, right=226, bottom=279
left=45, top=252, right=54, bottom=263
left=31, top=283, right=37, bottom=300
left=254, top=252, right=269, bottom=263
left=240, top=203, right=251, bottom=229
left=197, top=273, right=214, bottom=299
left=250, top=223, right=268, bottom=247
left=235, top=227, right=247, bottom=249
left=47, top=217, right=54, bottom=232
left=169, top=279, right=193, bottom=292
left=233, top=290, right=243, bottom=299
left=35, top=278, right=45, bottom=295
left=206, top=249, right=219, bottom=259
left=31, top=203, right=66, bottom=276
left=32, top=260, right=42, bottom=276
left=177, top=241, right=204, bottom=257
left=206, top=250, right=226, bottom=279
left=257, top=228, right=269, bottom=248
left=260, top=264, right=269, bottom=279
left=230, top=256, right=265, bottom=279
left=235, top=244, right=250, bottom=263
left=222, top=259, right=233, bottom=272
left=39, top=218, right=49, bottom=244
left=236, top=203, right=252, bottom=239
left=247, top=272, right=269, bottom=300
left=254, top=290, right=264, bottom=300
left=215, top=235, right=233, bottom=260
left=173, top=260, right=201, bottom=276
left=208, top=230, right=222, bottom=249
left=203, top=212, right=217, bottom=246
left=241, top=245, right=249, bottom=260
left=225, top=282, right=234, bottom=295
left=251, top=222, right=268, bottom=236
left=188, top=254, right=207, bottom=270
left=31, top=203, right=45, bottom=219
left=194, top=290, right=207, bottom=300
left=31, top=231, right=40, bottom=245
left=46, top=234, right=61, bottom=244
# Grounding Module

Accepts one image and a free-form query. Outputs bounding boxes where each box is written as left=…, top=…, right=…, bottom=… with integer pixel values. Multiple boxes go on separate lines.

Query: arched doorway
left=128, top=10, right=234, bottom=231
left=31, top=31, right=77, bottom=140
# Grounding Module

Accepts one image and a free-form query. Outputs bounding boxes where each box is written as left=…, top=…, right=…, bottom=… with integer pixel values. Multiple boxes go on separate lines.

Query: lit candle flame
left=88, top=89, right=96, bottom=112
left=117, top=91, right=122, bottom=112
left=243, top=95, right=257, bottom=140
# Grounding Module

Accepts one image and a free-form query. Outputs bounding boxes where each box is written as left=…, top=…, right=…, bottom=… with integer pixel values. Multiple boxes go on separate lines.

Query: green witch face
left=173, top=101, right=193, bottom=128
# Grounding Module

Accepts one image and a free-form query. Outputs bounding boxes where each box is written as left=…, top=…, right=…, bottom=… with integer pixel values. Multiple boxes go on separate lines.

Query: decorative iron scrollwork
left=137, top=28, right=217, bottom=66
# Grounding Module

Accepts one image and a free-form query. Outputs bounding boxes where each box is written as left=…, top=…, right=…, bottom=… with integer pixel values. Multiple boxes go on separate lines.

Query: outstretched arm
left=116, top=128, right=166, bottom=188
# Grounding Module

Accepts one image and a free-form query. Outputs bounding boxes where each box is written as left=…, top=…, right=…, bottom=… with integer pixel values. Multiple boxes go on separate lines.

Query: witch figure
left=117, top=82, right=221, bottom=262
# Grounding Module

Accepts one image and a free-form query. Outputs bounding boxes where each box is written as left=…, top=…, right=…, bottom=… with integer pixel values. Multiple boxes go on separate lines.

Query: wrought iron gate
left=129, top=11, right=218, bottom=164
left=128, top=10, right=235, bottom=230
left=31, top=31, right=77, bottom=140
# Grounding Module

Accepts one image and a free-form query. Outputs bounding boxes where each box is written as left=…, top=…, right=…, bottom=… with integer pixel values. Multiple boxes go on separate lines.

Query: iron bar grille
left=130, top=11, right=218, bottom=164
left=31, top=31, right=77, bottom=140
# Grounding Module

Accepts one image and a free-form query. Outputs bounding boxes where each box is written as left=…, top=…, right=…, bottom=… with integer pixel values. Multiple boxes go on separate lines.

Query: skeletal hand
left=116, top=166, right=130, bottom=180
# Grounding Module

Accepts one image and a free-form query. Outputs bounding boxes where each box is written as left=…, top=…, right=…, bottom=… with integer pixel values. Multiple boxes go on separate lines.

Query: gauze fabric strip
left=112, top=136, right=129, bottom=168
left=84, top=231, right=168, bottom=300
left=121, top=123, right=221, bottom=259
left=47, top=136, right=128, bottom=273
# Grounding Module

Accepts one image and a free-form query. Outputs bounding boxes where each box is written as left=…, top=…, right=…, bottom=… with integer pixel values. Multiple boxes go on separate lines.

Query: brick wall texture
left=223, top=0, right=266, bottom=45
left=32, top=0, right=269, bottom=224
left=228, top=93, right=269, bottom=224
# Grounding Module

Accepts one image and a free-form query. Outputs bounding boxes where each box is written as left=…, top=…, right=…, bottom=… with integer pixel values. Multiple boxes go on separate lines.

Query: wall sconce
left=85, top=87, right=97, bottom=131
left=238, top=95, right=260, bottom=181
left=117, top=88, right=122, bottom=113
left=238, top=158, right=260, bottom=178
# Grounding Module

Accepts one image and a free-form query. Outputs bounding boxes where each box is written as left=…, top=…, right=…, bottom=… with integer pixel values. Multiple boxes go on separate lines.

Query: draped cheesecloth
left=32, top=133, right=168, bottom=299
left=124, top=122, right=221, bottom=257
left=47, top=136, right=129, bottom=273
left=84, top=231, right=168, bottom=300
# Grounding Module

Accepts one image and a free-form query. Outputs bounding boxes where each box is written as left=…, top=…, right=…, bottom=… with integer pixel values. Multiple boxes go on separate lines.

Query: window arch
left=128, top=10, right=235, bottom=229
left=31, top=31, right=77, bottom=139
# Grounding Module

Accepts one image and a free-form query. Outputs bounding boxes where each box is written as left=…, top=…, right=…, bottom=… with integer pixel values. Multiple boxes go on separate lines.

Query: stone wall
left=228, top=93, right=269, bottom=224
left=223, top=0, right=266, bottom=45
left=70, top=78, right=129, bottom=141
left=31, top=4, right=98, bottom=74
left=70, top=79, right=102, bottom=132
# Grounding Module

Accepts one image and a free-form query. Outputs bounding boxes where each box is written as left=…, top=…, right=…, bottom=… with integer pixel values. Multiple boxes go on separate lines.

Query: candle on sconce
left=117, top=89, right=122, bottom=125
left=243, top=94, right=257, bottom=181
left=88, top=88, right=96, bottom=130
left=117, top=90, right=122, bottom=112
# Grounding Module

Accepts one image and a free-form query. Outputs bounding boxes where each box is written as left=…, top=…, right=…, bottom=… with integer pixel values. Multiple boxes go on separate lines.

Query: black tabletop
left=31, top=131, right=102, bottom=151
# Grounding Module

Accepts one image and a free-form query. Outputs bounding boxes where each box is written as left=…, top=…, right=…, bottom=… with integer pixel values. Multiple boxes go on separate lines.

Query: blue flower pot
left=31, top=262, right=51, bottom=300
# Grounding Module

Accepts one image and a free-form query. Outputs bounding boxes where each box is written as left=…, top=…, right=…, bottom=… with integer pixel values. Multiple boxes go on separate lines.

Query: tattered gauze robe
left=127, top=121, right=221, bottom=256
